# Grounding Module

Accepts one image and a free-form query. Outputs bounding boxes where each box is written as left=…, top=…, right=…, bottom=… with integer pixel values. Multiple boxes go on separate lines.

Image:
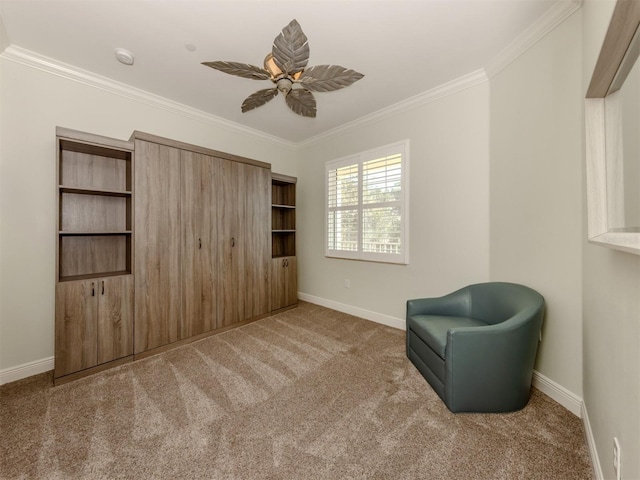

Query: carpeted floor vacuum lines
left=0, top=302, right=593, bottom=479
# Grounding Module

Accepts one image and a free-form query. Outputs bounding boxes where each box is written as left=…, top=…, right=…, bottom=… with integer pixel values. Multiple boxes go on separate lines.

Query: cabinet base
left=53, top=313, right=275, bottom=385
left=271, top=303, right=298, bottom=315
left=133, top=313, right=272, bottom=361
left=54, top=356, right=133, bottom=386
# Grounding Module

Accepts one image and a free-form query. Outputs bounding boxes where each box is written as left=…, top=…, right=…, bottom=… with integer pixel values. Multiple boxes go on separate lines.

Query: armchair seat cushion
left=409, top=315, right=487, bottom=359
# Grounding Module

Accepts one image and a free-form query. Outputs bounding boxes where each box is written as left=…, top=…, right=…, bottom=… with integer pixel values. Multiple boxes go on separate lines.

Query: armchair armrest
left=406, top=288, right=472, bottom=318
left=444, top=309, right=543, bottom=412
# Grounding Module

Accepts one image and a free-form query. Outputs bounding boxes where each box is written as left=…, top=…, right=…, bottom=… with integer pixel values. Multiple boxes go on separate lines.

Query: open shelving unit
left=54, top=128, right=135, bottom=383
left=271, top=173, right=297, bottom=312
left=271, top=175, right=296, bottom=258
left=57, top=136, right=133, bottom=282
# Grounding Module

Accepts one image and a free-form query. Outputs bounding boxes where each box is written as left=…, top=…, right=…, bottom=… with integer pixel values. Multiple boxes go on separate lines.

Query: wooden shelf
left=59, top=185, right=132, bottom=197
left=272, top=204, right=295, bottom=209
left=271, top=179, right=295, bottom=207
left=59, top=271, right=131, bottom=283
left=271, top=175, right=296, bottom=258
left=59, top=231, right=132, bottom=236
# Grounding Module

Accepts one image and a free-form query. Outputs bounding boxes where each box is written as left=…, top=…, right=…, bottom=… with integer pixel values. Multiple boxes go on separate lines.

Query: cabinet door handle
left=101, top=280, right=105, bottom=295
left=231, top=237, right=235, bottom=247
left=91, top=282, right=95, bottom=297
left=199, top=238, right=202, bottom=249
left=282, top=259, right=286, bottom=267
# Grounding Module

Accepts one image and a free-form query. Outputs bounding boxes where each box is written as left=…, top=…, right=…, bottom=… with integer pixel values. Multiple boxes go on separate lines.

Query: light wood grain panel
left=272, top=181, right=296, bottom=207
left=271, top=257, right=286, bottom=311
left=283, top=256, right=298, bottom=308
left=60, top=193, right=128, bottom=232
left=271, top=257, right=298, bottom=311
left=57, top=127, right=134, bottom=153
left=272, top=206, right=295, bottom=231
left=59, top=235, right=128, bottom=279
left=244, top=164, right=271, bottom=318
left=131, top=131, right=271, bottom=169
left=60, top=150, right=130, bottom=191
left=216, top=160, right=243, bottom=328
left=180, top=151, right=218, bottom=339
left=272, top=232, right=296, bottom=258
left=134, top=140, right=181, bottom=353
left=97, top=275, right=134, bottom=364
left=55, top=280, right=98, bottom=377
left=586, top=0, right=640, bottom=98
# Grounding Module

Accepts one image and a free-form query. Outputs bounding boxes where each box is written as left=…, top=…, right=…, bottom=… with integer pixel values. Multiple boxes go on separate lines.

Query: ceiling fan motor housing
left=276, top=77, right=293, bottom=94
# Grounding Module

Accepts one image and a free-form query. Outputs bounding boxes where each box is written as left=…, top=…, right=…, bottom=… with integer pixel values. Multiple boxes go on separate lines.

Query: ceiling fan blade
left=272, top=19, right=310, bottom=75
left=241, top=88, right=279, bottom=113
left=285, top=89, right=317, bottom=118
left=298, top=65, right=364, bottom=92
left=202, top=61, right=271, bottom=80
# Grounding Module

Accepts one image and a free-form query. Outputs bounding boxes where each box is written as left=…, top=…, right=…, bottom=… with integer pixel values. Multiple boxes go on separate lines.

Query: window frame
left=325, top=140, right=410, bottom=264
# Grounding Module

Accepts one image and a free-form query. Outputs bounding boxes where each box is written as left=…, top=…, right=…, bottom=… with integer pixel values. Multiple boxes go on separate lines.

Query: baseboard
left=581, top=402, right=604, bottom=480
left=532, top=370, right=583, bottom=417
left=0, top=356, right=54, bottom=385
left=297, top=292, right=406, bottom=330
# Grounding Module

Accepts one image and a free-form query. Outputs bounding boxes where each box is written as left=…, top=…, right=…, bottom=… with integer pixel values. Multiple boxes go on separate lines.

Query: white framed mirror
left=585, top=0, right=640, bottom=255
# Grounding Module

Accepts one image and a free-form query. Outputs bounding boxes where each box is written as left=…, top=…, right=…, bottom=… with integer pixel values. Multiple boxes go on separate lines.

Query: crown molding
left=485, top=0, right=583, bottom=78
left=0, top=45, right=297, bottom=150
left=296, top=69, right=489, bottom=149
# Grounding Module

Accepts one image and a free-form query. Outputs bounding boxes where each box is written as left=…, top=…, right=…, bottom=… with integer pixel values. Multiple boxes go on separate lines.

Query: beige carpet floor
left=1, top=301, right=593, bottom=479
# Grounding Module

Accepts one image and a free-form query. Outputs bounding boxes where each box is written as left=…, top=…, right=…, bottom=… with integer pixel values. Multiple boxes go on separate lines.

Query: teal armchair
left=406, top=282, right=545, bottom=413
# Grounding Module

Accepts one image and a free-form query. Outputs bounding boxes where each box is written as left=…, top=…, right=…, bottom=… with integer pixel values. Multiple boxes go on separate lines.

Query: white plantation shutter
left=325, top=141, right=409, bottom=264
left=327, top=162, right=359, bottom=253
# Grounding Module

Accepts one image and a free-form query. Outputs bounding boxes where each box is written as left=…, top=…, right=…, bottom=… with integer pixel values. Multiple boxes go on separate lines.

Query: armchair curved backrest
left=406, top=282, right=545, bottom=413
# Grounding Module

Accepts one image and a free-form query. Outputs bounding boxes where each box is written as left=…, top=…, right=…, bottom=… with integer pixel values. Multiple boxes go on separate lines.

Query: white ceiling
left=0, top=0, right=570, bottom=144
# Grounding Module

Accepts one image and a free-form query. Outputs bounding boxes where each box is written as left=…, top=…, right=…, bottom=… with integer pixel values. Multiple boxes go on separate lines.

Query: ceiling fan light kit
left=202, top=19, right=364, bottom=118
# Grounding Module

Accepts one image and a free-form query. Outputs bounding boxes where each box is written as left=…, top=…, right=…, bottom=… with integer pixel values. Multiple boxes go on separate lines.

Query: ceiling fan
left=202, top=19, right=364, bottom=118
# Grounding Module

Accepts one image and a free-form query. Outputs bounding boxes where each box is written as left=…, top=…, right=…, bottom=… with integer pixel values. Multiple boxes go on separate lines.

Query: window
left=326, top=140, right=409, bottom=264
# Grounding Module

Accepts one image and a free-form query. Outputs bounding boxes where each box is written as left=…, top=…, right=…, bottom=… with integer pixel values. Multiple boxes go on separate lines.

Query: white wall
left=0, top=15, right=9, bottom=53
left=0, top=56, right=297, bottom=374
left=488, top=12, right=584, bottom=396
left=582, top=1, right=640, bottom=479
left=297, top=82, right=491, bottom=323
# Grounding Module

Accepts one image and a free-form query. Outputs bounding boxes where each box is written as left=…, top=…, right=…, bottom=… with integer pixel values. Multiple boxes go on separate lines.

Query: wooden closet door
left=134, top=140, right=181, bottom=353
left=55, top=280, right=98, bottom=377
left=271, top=256, right=297, bottom=311
left=243, top=164, right=271, bottom=317
left=181, top=151, right=217, bottom=339
left=97, top=275, right=133, bottom=364
left=216, top=159, right=244, bottom=328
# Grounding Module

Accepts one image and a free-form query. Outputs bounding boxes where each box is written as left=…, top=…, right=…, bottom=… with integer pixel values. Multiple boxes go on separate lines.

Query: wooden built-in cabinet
left=181, top=150, right=218, bottom=339
left=272, top=256, right=298, bottom=311
left=132, top=132, right=271, bottom=357
left=133, top=140, right=181, bottom=353
left=217, top=161, right=271, bottom=328
left=271, top=174, right=298, bottom=312
left=55, top=276, right=133, bottom=377
left=55, top=128, right=134, bottom=383
left=55, top=128, right=274, bottom=380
